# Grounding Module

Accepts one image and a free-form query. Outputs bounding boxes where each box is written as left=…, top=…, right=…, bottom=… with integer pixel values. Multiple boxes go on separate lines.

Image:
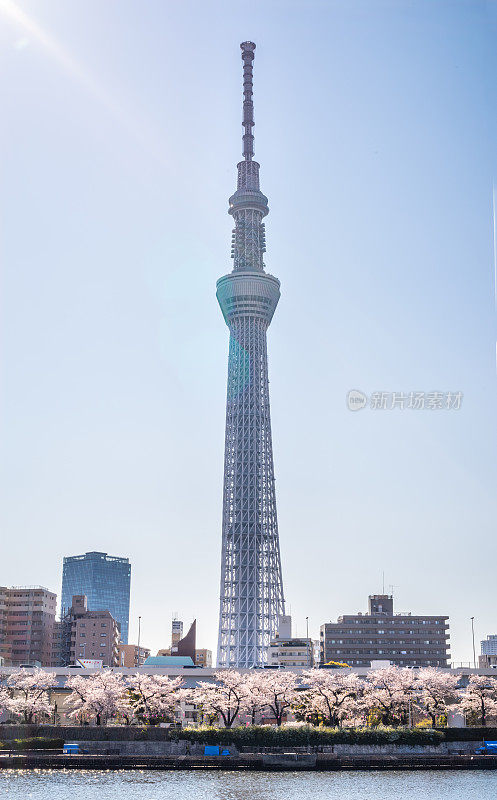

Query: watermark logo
left=346, top=391, right=463, bottom=411
left=346, top=390, right=368, bottom=411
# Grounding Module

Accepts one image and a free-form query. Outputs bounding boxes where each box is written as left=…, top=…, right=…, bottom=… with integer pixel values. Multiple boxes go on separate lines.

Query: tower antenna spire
left=241, top=41, right=256, bottom=161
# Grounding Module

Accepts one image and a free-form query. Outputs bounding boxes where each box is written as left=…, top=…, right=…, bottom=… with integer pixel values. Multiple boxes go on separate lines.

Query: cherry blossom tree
left=125, top=673, right=185, bottom=725
left=256, top=671, right=300, bottom=726
left=362, top=666, right=416, bottom=726
left=415, top=667, right=460, bottom=726
left=65, top=671, right=128, bottom=725
left=300, top=669, right=363, bottom=727
left=0, top=685, right=10, bottom=719
left=239, top=672, right=266, bottom=725
left=459, top=675, right=497, bottom=727
left=195, top=670, right=248, bottom=728
left=6, top=668, right=58, bottom=724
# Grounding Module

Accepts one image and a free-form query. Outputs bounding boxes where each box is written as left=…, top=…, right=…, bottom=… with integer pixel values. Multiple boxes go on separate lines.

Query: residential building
left=481, top=635, right=497, bottom=655
left=268, top=616, right=313, bottom=667
left=54, top=595, right=119, bottom=667
left=0, top=588, right=9, bottom=665
left=320, top=594, right=450, bottom=668
left=61, top=551, right=131, bottom=643
left=479, top=635, right=497, bottom=669
left=479, top=654, right=497, bottom=669
left=171, top=619, right=183, bottom=647
left=195, top=649, right=212, bottom=668
left=0, top=586, right=56, bottom=667
left=118, top=643, right=150, bottom=668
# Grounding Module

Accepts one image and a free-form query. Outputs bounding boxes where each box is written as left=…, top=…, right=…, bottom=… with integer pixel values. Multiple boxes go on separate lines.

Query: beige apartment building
left=55, top=595, right=120, bottom=667
left=117, top=643, right=151, bottom=668
left=0, top=586, right=56, bottom=666
left=194, top=649, right=212, bottom=667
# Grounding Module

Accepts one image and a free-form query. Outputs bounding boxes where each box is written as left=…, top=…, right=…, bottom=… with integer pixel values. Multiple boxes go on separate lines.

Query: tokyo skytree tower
left=216, top=42, right=285, bottom=668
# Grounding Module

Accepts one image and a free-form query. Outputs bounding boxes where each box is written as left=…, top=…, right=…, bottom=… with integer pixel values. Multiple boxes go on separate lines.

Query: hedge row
left=439, top=727, right=497, bottom=742
left=0, top=737, right=64, bottom=751
left=168, top=725, right=445, bottom=746
left=0, top=725, right=170, bottom=742
left=0, top=725, right=496, bottom=745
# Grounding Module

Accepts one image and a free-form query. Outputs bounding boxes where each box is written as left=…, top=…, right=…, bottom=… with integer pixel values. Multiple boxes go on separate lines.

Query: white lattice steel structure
left=216, top=42, right=285, bottom=668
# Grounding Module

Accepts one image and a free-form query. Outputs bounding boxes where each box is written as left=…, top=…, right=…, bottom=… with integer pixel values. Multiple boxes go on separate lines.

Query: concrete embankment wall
left=2, top=752, right=497, bottom=771
left=69, top=739, right=478, bottom=756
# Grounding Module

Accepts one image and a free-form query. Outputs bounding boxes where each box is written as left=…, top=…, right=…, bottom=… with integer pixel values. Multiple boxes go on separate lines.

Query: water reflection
left=0, top=769, right=494, bottom=800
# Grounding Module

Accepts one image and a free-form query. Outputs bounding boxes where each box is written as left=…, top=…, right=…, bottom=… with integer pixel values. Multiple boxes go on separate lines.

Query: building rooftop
left=143, top=656, right=194, bottom=667
left=63, top=552, right=130, bottom=564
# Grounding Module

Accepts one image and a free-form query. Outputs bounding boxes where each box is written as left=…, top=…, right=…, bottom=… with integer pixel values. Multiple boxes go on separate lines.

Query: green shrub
left=440, top=727, right=497, bottom=742
left=168, top=725, right=444, bottom=747
left=0, top=737, right=64, bottom=751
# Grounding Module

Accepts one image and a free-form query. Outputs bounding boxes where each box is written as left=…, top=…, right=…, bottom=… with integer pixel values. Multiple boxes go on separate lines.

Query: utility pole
left=471, top=617, right=476, bottom=669
left=137, top=615, right=142, bottom=668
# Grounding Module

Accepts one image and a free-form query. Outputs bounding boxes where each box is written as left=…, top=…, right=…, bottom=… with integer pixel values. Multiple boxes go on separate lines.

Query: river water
left=0, top=770, right=495, bottom=798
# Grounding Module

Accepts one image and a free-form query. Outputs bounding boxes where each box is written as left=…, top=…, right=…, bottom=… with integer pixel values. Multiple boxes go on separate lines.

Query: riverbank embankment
left=1, top=752, right=497, bottom=771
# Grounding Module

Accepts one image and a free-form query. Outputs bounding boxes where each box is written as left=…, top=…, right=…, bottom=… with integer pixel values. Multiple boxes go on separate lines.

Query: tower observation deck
left=216, top=42, right=285, bottom=668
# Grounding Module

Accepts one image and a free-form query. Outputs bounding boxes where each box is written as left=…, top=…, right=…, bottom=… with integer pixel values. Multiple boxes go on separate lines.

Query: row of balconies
left=327, top=619, right=449, bottom=628
left=323, top=641, right=450, bottom=649
left=325, top=634, right=450, bottom=640
left=324, top=650, right=448, bottom=657
left=325, top=628, right=450, bottom=635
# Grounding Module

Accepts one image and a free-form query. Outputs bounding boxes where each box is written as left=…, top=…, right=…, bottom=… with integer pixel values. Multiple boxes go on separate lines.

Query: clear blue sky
left=0, top=0, right=496, bottom=664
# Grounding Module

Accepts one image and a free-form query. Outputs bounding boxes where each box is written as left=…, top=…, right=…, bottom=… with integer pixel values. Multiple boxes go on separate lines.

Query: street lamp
left=471, top=617, right=476, bottom=669
left=137, top=616, right=142, bottom=667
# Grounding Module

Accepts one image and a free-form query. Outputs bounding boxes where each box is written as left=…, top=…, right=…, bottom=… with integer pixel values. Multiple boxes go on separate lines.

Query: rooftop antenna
left=382, top=571, right=385, bottom=594
left=241, top=41, right=256, bottom=160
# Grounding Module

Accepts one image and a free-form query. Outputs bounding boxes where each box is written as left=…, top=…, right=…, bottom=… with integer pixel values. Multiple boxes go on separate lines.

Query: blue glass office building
left=61, top=551, right=131, bottom=643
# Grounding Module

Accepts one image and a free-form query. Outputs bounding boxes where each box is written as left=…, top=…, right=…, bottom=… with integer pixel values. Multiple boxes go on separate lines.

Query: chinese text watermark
left=347, top=390, right=463, bottom=412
